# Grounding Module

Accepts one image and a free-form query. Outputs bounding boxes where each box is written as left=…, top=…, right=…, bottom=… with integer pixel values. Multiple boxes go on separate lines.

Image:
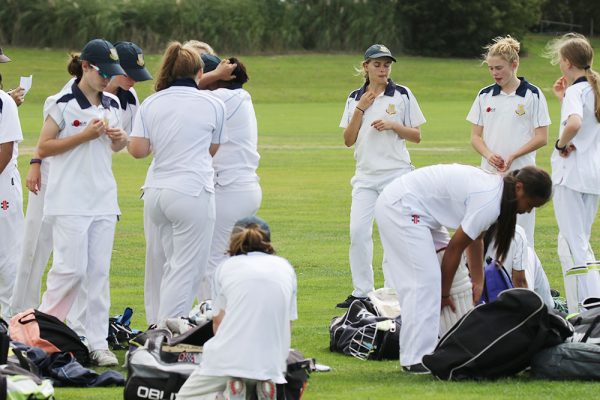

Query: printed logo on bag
left=515, top=104, right=526, bottom=116
left=1, top=200, right=9, bottom=210
left=411, top=214, right=420, bottom=224
left=136, top=386, right=176, bottom=400
left=386, top=104, right=396, bottom=115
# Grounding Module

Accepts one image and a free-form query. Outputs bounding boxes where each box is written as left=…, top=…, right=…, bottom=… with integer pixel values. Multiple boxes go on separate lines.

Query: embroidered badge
left=72, top=120, right=88, bottom=127
left=1, top=200, right=9, bottom=211
left=411, top=214, right=420, bottom=224
left=486, top=106, right=495, bottom=113
left=379, top=45, right=391, bottom=54
left=137, top=54, right=145, bottom=67
left=109, top=48, right=119, bottom=61
left=386, top=104, right=396, bottom=115
left=515, top=104, right=526, bottom=116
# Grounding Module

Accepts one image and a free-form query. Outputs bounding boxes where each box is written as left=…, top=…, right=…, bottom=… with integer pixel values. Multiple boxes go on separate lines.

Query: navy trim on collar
left=0, top=97, right=3, bottom=113
left=169, top=78, right=199, bottom=89
left=71, top=80, right=92, bottom=109
left=116, top=88, right=136, bottom=110
left=353, top=79, right=403, bottom=100
left=68, top=80, right=115, bottom=109
left=487, top=77, right=536, bottom=98
left=573, top=76, right=588, bottom=85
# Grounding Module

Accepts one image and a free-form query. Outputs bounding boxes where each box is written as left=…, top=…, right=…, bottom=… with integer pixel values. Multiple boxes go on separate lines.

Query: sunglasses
left=90, top=64, right=111, bottom=79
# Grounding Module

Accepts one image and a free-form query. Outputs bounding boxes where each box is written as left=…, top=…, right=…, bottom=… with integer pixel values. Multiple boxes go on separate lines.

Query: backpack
left=329, top=299, right=400, bottom=361
left=422, top=289, right=573, bottom=380
left=531, top=342, right=600, bottom=380
left=8, top=309, right=89, bottom=366
left=568, top=306, right=600, bottom=345
left=479, top=259, right=513, bottom=304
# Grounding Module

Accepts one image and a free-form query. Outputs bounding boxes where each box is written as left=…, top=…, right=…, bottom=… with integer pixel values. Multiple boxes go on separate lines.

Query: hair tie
left=584, top=65, right=591, bottom=70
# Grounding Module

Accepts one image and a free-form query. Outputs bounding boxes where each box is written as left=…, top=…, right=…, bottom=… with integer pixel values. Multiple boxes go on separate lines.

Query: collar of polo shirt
left=355, top=79, right=396, bottom=101
left=71, top=80, right=113, bottom=110
left=491, top=77, right=531, bottom=98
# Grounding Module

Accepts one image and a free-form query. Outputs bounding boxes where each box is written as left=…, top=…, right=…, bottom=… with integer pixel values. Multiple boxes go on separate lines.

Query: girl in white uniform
left=338, top=44, right=425, bottom=307
left=468, top=36, right=550, bottom=246
left=128, top=42, right=226, bottom=324
left=195, top=53, right=261, bottom=302
left=547, top=33, right=600, bottom=313
left=0, top=48, right=24, bottom=319
left=10, top=41, right=152, bottom=318
left=177, top=216, right=297, bottom=400
left=36, top=39, right=128, bottom=367
left=375, top=164, right=552, bottom=372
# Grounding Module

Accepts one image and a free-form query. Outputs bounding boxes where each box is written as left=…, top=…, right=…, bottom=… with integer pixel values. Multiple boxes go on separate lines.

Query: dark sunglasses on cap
left=91, top=64, right=111, bottom=79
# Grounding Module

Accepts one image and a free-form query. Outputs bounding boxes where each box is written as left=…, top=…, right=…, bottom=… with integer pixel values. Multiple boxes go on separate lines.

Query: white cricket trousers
left=177, top=373, right=266, bottom=400
left=198, top=181, right=262, bottom=302
left=38, top=215, right=116, bottom=351
left=10, top=185, right=53, bottom=314
left=349, top=170, right=411, bottom=298
left=375, top=191, right=447, bottom=366
left=143, top=188, right=215, bottom=323
left=0, top=169, right=23, bottom=319
left=553, top=185, right=600, bottom=311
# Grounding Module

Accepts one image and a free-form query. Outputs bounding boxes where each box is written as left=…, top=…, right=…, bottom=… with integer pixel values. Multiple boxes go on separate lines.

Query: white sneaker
left=90, top=349, right=119, bottom=367
left=256, top=380, right=277, bottom=400
left=223, top=379, right=246, bottom=400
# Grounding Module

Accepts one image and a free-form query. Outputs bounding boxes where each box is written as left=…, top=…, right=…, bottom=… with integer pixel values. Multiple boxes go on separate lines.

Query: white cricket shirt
left=0, top=90, right=23, bottom=177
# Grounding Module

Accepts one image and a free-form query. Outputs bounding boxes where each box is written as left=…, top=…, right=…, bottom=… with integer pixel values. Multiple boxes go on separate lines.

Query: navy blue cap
left=114, top=41, right=152, bottom=82
left=201, top=54, right=221, bottom=73
left=80, top=39, right=126, bottom=77
left=234, top=216, right=271, bottom=241
left=0, top=47, right=10, bottom=63
left=364, top=44, right=396, bottom=62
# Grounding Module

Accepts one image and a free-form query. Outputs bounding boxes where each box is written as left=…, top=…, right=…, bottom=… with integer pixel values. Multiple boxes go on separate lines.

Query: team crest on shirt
left=137, top=54, right=145, bottom=67
left=1, top=200, right=9, bottom=211
left=515, top=104, right=526, bottom=116
left=109, top=48, right=119, bottom=61
left=386, top=104, right=396, bottom=115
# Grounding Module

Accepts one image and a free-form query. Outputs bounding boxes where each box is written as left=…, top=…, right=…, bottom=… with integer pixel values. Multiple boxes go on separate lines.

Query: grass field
left=2, top=34, right=600, bottom=398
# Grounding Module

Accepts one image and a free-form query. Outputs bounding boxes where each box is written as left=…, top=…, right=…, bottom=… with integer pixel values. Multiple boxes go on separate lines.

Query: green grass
left=2, top=34, right=600, bottom=398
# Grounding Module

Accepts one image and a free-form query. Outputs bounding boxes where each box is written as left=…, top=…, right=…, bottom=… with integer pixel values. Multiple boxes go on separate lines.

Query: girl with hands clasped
left=546, top=33, right=600, bottom=313
left=35, top=39, right=127, bottom=367
left=337, top=44, right=425, bottom=308
left=468, top=36, right=550, bottom=246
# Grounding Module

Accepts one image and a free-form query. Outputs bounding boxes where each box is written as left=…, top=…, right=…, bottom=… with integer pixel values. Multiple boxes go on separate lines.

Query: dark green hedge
left=0, top=0, right=548, bottom=57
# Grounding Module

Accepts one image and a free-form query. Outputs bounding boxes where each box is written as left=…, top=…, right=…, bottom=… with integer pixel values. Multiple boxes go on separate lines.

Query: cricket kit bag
left=329, top=299, right=400, bottom=361
left=0, top=364, right=54, bottom=400
left=478, top=259, right=514, bottom=305
left=531, top=342, right=600, bottom=380
left=8, top=309, right=89, bottom=366
left=422, top=289, right=573, bottom=380
left=568, top=305, right=600, bottom=345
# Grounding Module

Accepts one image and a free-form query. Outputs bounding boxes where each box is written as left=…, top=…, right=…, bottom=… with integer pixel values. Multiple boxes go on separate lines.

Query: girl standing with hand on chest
left=337, top=44, right=425, bottom=308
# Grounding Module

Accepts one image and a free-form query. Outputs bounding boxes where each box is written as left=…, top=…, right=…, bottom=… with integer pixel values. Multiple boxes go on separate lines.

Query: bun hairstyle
left=227, top=57, right=249, bottom=87
left=483, top=35, right=520, bottom=65
left=155, top=41, right=204, bottom=92
left=547, top=33, right=600, bottom=122
left=228, top=222, right=274, bottom=256
left=491, top=166, right=552, bottom=262
left=67, top=53, right=84, bottom=80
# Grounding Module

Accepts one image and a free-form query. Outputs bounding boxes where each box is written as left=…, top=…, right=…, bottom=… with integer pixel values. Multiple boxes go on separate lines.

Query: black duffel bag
left=422, top=288, right=573, bottom=380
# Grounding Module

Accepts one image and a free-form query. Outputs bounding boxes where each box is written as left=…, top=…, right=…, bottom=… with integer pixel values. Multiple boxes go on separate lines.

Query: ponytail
left=155, top=41, right=203, bottom=92
left=585, top=67, right=600, bottom=122
left=228, top=223, right=274, bottom=256
left=493, top=166, right=552, bottom=262
left=67, top=53, right=83, bottom=80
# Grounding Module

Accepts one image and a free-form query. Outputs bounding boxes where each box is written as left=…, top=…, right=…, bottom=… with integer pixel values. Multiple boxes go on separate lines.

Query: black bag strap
left=581, top=314, right=600, bottom=343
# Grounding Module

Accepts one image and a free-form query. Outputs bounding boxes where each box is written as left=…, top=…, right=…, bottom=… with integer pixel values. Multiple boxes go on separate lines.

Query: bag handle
left=17, top=311, right=37, bottom=325
left=581, top=314, right=600, bottom=343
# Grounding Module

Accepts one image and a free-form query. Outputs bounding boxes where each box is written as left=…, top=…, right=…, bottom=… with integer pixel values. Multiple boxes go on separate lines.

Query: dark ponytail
left=228, top=223, right=274, bottom=256
left=67, top=53, right=83, bottom=80
left=492, top=166, right=552, bottom=262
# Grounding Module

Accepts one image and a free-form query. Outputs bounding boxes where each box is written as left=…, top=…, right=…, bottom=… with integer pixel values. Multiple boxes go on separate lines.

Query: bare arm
left=8, top=87, right=25, bottom=107
left=127, top=137, right=151, bottom=159
left=0, top=141, right=15, bottom=174
left=470, top=123, right=505, bottom=171
left=212, top=309, right=225, bottom=334
left=198, top=60, right=236, bottom=89
left=38, top=117, right=105, bottom=158
left=465, top=235, right=485, bottom=304
left=106, top=127, right=128, bottom=152
left=371, top=120, right=421, bottom=143
left=512, top=270, right=528, bottom=288
left=557, top=114, right=582, bottom=148
left=209, top=143, right=220, bottom=157
left=343, top=91, right=376, bottom=147
left=441, top=226, right=474, bottom=311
